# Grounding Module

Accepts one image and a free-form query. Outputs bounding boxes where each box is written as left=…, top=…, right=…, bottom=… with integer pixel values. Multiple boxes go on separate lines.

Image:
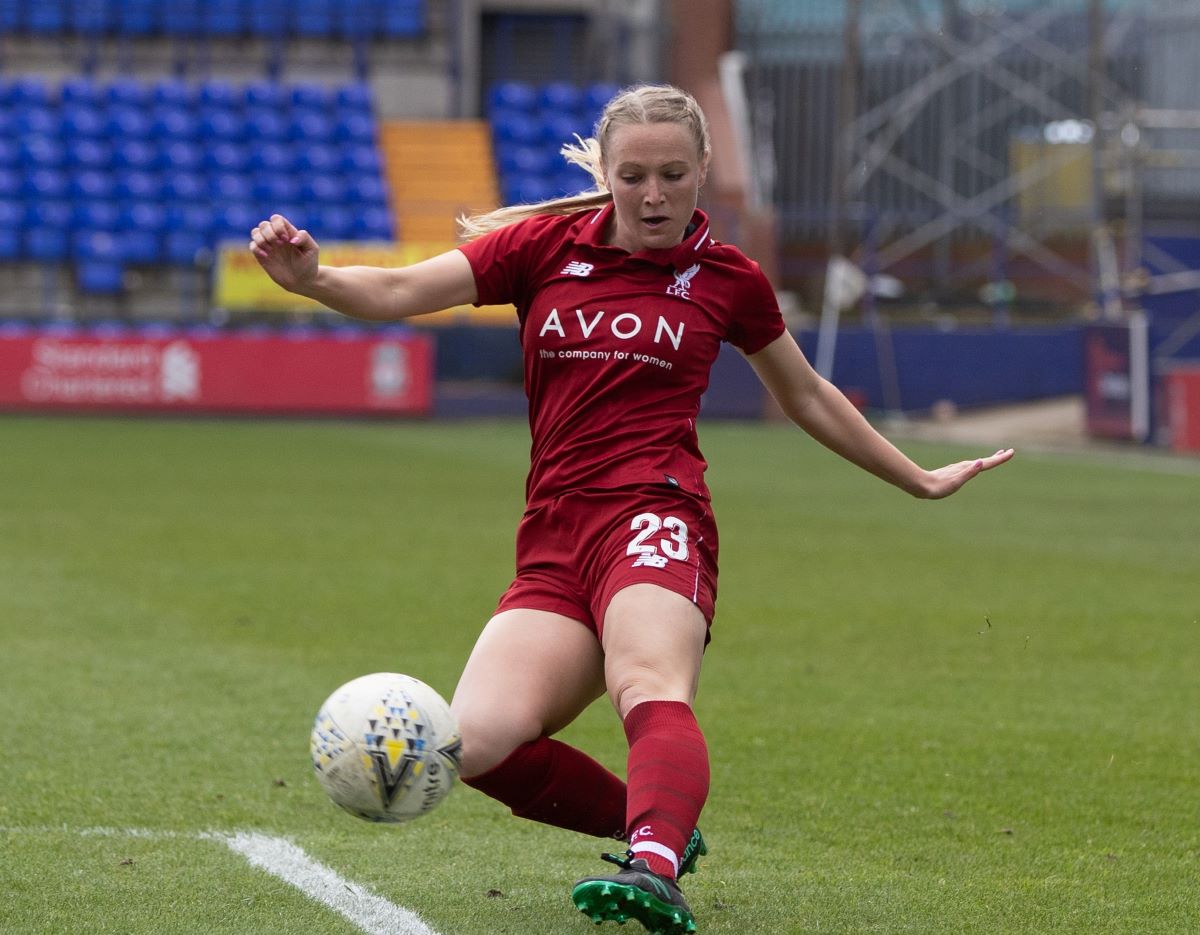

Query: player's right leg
left=451, top=607, right=627, bottom=838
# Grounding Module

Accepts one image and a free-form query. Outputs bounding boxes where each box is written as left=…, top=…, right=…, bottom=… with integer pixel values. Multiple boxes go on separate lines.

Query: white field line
left=217, top=831, right=442, bottom=935
left=0, top=826, right=443, bottom=935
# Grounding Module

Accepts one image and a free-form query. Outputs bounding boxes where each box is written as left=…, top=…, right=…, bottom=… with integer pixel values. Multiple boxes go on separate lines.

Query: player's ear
left=697, top=150, right=711, bottom=188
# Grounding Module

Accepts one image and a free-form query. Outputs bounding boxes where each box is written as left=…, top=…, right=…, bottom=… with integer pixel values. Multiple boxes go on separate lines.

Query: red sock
left=623, top=700, right=710, bottom=880
left=462, top=736, right=626, bottom=839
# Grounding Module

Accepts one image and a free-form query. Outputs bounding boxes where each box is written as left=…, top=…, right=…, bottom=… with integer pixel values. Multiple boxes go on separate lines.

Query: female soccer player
left=250, top=84, right=1013, bottom=934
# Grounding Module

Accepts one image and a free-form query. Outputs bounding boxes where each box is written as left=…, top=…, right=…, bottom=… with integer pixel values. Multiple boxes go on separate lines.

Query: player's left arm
left=743, top=331, right=1014, bottom=499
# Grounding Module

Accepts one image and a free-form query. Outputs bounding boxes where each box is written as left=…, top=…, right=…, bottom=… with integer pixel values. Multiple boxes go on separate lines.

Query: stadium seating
left=486, top=80, right=617, bottom=204
left=0, top=0, right=426, bottom=38
left=0, top=73, right=393, bottom=295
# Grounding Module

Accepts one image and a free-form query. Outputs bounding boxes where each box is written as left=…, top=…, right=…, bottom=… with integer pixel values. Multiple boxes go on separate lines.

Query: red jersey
left=457, top=204, right=785, bottom=507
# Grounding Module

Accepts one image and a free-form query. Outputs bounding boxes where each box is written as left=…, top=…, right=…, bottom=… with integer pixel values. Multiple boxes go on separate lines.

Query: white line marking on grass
left=216, top=831, right=442, bottom=935
left=0, top=826, right=442, bottom=935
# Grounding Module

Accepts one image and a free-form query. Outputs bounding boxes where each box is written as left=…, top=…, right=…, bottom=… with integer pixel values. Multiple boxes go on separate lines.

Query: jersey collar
left=570, top=203, right=713, bottom=270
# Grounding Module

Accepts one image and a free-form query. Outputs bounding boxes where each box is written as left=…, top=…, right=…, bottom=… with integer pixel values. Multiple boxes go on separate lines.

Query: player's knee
left=453, top=701, right=542, bottom=778
left=607, top=661, right=691, bottom=720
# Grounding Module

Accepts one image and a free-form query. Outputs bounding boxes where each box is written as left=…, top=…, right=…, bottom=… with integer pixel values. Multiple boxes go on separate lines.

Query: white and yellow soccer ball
left=310, top=672, right=463, bottom=823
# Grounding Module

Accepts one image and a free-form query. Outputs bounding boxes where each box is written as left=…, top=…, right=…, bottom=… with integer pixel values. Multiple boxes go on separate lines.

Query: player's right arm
left=249, top=214, right=478, bottom=322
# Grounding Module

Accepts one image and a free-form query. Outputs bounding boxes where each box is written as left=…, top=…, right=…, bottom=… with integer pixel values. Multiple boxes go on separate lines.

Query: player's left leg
left=572, top=584, right=708, bottom=933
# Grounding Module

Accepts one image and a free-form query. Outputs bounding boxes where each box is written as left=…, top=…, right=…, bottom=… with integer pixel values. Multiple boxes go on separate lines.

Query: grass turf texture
left=1, top=414, right=1197, bottom=934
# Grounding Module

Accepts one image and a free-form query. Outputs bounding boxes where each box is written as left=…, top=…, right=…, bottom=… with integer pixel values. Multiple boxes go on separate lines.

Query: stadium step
left=380, top=120, right=500, bottom=244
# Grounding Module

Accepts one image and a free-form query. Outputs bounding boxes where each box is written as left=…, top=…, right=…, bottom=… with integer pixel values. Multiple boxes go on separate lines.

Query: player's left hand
left=917, top=448, right=1015, bottom=499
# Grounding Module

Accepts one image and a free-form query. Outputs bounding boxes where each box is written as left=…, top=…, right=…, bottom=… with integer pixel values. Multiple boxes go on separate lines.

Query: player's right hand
left=249, top=214, right=320, bottom=293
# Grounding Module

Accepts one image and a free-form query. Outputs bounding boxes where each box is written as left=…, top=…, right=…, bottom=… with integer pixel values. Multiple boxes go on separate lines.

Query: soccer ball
left=310, top=672, right=463, bottom=823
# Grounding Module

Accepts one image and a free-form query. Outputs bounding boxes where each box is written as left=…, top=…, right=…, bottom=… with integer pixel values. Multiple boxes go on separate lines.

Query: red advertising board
left=1162, top=365, right=1200, bottom=453
left=0, top=326, right=434, bottom=416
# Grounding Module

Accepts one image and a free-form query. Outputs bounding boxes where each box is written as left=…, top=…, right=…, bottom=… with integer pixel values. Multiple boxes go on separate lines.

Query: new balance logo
left=561, top=261, right=594, bottom=277
left=666, top=263, right=701, bottom=298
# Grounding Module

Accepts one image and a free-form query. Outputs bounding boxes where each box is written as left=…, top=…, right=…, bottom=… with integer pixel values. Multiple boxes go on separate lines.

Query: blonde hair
left=458, top=84, right=711, bottom=240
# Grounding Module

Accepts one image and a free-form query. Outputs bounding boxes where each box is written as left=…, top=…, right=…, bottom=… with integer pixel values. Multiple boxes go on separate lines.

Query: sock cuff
left=622, top=699, right=698, bottom=744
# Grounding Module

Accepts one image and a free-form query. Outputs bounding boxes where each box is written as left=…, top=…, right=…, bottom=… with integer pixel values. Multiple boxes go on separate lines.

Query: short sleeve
left=725, top=261, right=786, bottom=354
left=456, top=214, right=564, bottom=310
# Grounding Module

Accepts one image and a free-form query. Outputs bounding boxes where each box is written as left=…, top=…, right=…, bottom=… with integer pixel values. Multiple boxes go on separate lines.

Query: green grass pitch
left=1, top=414, right=1197, bottom=934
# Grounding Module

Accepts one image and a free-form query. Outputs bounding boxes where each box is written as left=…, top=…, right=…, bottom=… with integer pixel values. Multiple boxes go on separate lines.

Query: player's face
left=603, top=121, right=708, bottom=254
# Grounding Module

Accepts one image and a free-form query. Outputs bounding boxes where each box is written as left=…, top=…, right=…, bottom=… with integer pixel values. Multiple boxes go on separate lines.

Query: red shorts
left=495, top=485, right=719, bottom=639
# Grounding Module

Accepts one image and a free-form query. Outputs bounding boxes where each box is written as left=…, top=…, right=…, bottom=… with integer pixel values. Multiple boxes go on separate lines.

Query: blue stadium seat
left=0, top=200, right=23, bottom=259
left=288, top=111, right=333, bottom=144
left=202, top=0, right=244, bottom=37
left=162, top=171, right=206, bottom=203
left=256, top=142, right=294, bottom=174
left=70, top=169, right=116, bottom=202
left=212, top=203, right=261, bottom=240
left=26, top=200, right=72, bottom=230
left=198, top=80, right=238, bottom=110
left=8, top=77, right=52, bottom=108
left=556, top=167, right=596, bottom=196
left=542, top=111, right=590, bottom=146
left=203, top=142, right=250, bottom=174
left=497, top=143, right=556, bottom=177
left=119, top=201, right=167, bottom=234
left=209, top=173, right=253, bottom=204
left=107, top=107, right=152, bottom=140
left=491, top=110, right=542, bottom=147
left=0, top=168, right=20, bottom=199
left=244, top=109, right=289, bottom=143
left=65, top=139, right=112, bottom=171
left=199, top=109, right=246, bottom=142
left=335, top=82, right=373, bottom=114
left=71, top=200, right=121, bottom=231
left=300, top=175, right=348, bottom=205
left=355, top=205, right=393, bottom=240
left=294, top=143, right=338, bottom=174
left=150, top=106, right=198, bottom=142
left=116, top=0, right=158, bottom=36
left=165, top=230, right=209, bottom=266
left=0, top=0, right=19, bottom=34
left=248, top=0, right=288, bottom=37
left=291, top=0, right=334, bottom=37
left=583, top=82, right=621, bottom=113
left=252, top=173, right=301, bottom=204
left=165, top=203, right=214, bottom=236
left=337, top=0, right=375, bottom=39
left=152, top=79, right=194, bottom=108
left=20, top=137, right=66, bottom=169
left=70, top=0, right=112, bottom=35
left=158, top=141, right=204, bottom=174
left=489, top=81, right=537, bottom=114
left=120, top=228, right=163, bottom=264
left=76, top=259, right=126, bottom=295
left=0, top=139, right=17, bottom=169
left=381, top=0, right=424, bottom=38
left=25, top=168, right=70, bottom=200
left=310, top=204, right=355, bottom=240
left=62, top=104, right=107, bottom=139
left=244, top=80, right=286, bottom=110
left=107, top=78, right=151, bottom=110
left=114, top=169, right=164, bottom=201
left=161, top=0, right=202, bottom=37
left=341, top=144, right=381, bottom=175
left=539, top=82, right=584, bottom=115
left=15, top=107, right=61, bottom=138
left=333, top=111, right=375, bottom=145
left=345, top=174, right=386, bottom=206
left=27, top=227, right=71, bottom=262
left=290, top=82, right=329, bottom=113
left=111, top=140, right=157, bottom=173
left=505, top=175, right=558, bottom=205
left=26, top=0, right=67, bottom=35
left=61, top=76, right=102, bottom=106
